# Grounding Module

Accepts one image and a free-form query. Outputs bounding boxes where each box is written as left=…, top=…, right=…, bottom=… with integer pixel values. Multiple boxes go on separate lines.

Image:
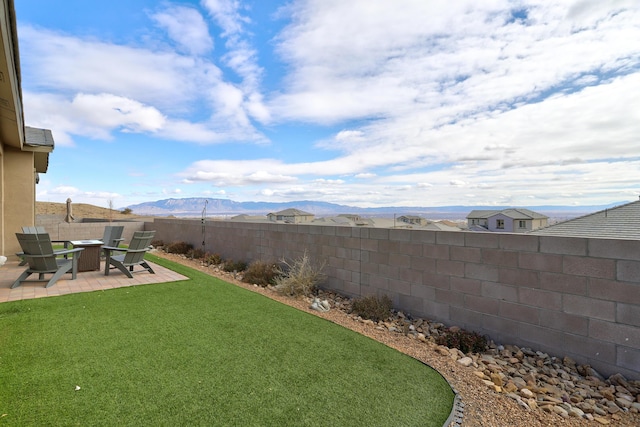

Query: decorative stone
left=490, top=372, right=503, bottom=387
left=457, top=357, right=473, bottom=367
left=568, top=407, right=584, bottom=417
left=615, top=397, right=632, bottom=408
left=473, top=371, right=486, bottom=380
left=526, top=398, right=538, bottom=410
left=520, top=388, right=534, bottom=398
left=551, top=405, right=569, bottom=418
left=503, top=381, right=518, bottom=393
left=601, top=388, right=615, bottom=401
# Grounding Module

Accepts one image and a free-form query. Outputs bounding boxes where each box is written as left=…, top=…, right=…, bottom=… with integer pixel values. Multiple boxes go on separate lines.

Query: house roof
left=398, top=215, right=423, bottom=220
left=467, top=210, right=499, bottom=219
left=0, top=0, right=25, bottom=149
left=467, top=208, right=547, bottom=220
left=424, top=222, right=461, bottom=231
left=24, top=126, right=54, bottom=173
left=530, top=199, right=640, bottom=240
left=268, top=208, right=314, bottom=217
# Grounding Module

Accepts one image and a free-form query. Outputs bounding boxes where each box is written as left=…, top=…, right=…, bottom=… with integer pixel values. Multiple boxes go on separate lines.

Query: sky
left=15, top=0, right=640, bottom=210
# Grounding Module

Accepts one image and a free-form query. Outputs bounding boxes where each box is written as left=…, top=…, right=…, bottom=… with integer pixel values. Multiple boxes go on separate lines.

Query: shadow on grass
left=0, top=255, right=455, bottom=426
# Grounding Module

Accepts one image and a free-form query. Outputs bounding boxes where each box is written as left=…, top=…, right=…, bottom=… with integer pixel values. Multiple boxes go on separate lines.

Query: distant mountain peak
left=125, top=197, right=609, bottom=220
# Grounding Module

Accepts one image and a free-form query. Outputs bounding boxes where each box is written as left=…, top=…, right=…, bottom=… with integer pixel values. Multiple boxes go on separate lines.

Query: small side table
left=70, top=240, right=104, bottom=272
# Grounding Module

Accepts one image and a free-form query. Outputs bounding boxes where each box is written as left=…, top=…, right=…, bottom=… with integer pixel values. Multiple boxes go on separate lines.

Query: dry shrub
left=222, top=259, right=248, bottom=272
left=165, top=241, right=193, bottom=255
left=242, top=260, right=279, bottom=287
left=188, top=248, right=206, bottom=259
left=435, top=329, right=488, bottom=354
left=351, top=294, right=393, bottom=322
left=204, top=253, right=222, bottom=266
left=274, top=251, right=326, bottom=297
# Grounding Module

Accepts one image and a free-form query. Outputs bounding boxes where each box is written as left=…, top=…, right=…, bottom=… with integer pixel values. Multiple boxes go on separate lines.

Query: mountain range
left=125, top=198, right=624, bottom=220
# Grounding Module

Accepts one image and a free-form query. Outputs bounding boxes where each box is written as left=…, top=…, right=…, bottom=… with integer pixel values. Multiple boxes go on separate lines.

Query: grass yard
left=0, top=257, right=454, bottom=426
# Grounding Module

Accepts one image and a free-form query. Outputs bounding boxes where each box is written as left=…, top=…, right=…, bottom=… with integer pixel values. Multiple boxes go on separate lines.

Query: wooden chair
left=12, top=233, right=84, bottom=288
left=103, top=231, right=156, bottom=278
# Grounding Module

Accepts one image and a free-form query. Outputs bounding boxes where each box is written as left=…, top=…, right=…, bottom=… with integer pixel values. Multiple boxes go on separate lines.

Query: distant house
left=267, top=208, right=315, bottom=223
left=337, top=214, right=362, bottom=222
left=466, top=208, right=548, bottom=233
left=397, top=215, right=428, bottom=226
left=229, top=214, right=268, bottom=222
left=424, top=221, right=462, bottom=232
left=530, top=199, right=640, bottom=240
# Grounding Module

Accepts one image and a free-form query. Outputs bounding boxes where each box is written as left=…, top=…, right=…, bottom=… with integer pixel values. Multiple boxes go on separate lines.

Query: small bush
left=205, top=253, right=222, bottom=265
left=222, top=259, right=248, bottom=272
left=188, top=248, right=206, bottom=259
left=242, top=260, right=279, bottom=287
left=274, top=251, right=326, bottom=297
left=165, top=241, right=193, bottom=255
left=151, top=239, right=164, bottom=247
left=435, top=329, right=488, bottom=354
left=121, top=208, right=133, bottom=215
left=351, top=294, right=393, bottom=322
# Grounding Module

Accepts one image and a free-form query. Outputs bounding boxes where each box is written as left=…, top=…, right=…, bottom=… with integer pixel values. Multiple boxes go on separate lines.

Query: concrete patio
left=0, top=257, right=187, bottom=303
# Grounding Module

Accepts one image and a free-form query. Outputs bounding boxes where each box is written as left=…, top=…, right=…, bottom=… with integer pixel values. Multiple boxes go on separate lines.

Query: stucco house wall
left=0, top=1, right=55, bottom=258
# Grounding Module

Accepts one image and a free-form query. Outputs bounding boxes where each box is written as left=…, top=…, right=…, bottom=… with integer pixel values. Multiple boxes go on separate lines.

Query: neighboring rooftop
left=467, top=208, right=548, bottom=220
left=530, top=199, right=640, bottom=240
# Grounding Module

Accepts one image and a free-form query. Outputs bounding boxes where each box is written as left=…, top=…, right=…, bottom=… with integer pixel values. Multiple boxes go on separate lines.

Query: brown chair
left=103, top=231, right=156, bottom=278
left=13, top=233, right=84, bottom=288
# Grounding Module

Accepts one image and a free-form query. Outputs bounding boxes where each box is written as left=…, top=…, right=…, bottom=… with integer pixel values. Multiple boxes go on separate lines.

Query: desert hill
left=36, top=202, right=143, bottom=220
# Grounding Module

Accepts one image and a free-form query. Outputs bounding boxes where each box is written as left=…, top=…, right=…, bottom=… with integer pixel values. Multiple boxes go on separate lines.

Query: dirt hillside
left=36, top=201, right=145, bottom=220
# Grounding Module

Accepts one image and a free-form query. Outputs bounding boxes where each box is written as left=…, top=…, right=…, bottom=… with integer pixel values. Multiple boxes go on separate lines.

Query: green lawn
left=0, top=256, right=454, bottom=426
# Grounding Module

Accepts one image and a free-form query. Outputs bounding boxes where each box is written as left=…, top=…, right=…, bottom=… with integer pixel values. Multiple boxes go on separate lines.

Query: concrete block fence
left=152, top=218, right=639, bottom=379
left=33, top=216, right=146, bottom=247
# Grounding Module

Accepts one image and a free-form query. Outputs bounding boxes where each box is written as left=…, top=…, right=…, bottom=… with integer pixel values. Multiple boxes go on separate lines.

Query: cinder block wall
left=153, top=218, right=640, bottom=380
left=34, top=217, right=146, bottom=245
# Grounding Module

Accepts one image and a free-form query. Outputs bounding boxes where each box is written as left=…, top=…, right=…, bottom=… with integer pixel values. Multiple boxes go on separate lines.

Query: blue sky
left=15, top=0, right=640, bottom=209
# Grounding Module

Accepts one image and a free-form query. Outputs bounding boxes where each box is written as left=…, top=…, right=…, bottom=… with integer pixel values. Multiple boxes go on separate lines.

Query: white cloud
left=19, top=23, right=267, bottom=144
left=23, top=91, right=166, bottom=143
left=270, top=0, right=640, bottom=127
left=202, top=0, right=269, bottom=124
left=201, top=0, right=250, bottom=37
left=151, top=6, right=213, bottom=55
left=24, top=1, right=640, bottom=207
left=179, top=160, right=298, bottom=186
left=162, top=188, right=183, bottom=195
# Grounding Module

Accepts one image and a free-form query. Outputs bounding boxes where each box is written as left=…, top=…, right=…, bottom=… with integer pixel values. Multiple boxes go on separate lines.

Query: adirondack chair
left=12, top=233, right=84, bottom=288
left=101, top=225, right=125, bottom=248
left=97, top=225, right=124, bottom=258
left=18, top=226, right=70, bottom=265
left=22, top=226, right=45, bottom=234
left=103, top=231, right=156, bottom=278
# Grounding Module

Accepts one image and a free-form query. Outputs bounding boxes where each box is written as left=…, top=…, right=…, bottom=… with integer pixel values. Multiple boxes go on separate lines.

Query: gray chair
left=19, top=226, right=70, bottom=265
left=13, top=233, right=84, bottom=288
left=99, top=225, right=124, bottom=257
left=22, top=226, right=45, bottom=234
left=101, top=225, right=125, bottom=248
left=103, top=231, right=156, bottom=278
